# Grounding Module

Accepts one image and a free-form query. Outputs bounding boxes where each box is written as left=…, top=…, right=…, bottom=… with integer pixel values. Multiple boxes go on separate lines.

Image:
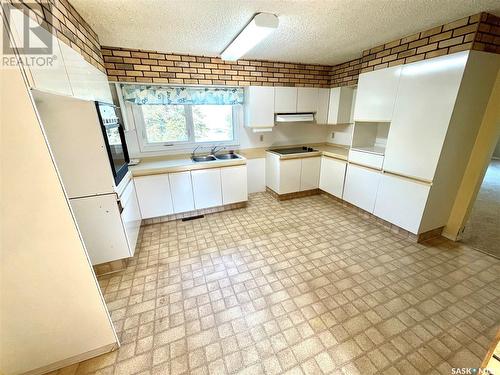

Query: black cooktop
left=269, top=146, right=318, bottom=155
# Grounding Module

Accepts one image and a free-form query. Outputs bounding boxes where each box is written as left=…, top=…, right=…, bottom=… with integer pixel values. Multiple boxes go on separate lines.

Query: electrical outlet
left=331, top=132, right=335, bottom=139
left=260, top=134, right=264, bottom=142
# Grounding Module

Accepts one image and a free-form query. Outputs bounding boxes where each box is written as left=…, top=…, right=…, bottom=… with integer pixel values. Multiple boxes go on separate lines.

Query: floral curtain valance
left=120, top=84, right=244, bottom=105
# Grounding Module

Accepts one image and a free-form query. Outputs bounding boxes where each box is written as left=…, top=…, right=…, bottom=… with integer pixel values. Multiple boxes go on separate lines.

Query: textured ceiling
left=70, top=0, right=500, bottom=65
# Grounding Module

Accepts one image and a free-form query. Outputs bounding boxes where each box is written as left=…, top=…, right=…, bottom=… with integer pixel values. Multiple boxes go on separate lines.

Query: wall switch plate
left=331, top=132, right=335, bottom=139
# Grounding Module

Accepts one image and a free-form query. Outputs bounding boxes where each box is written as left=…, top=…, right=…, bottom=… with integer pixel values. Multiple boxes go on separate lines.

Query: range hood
left=275, top=113, right=315, bottom=123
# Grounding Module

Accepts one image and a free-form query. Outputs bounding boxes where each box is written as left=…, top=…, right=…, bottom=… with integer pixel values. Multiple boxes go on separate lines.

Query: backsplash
left=8, top=0, right=105, bottom=72
left=101, top=12, right=497, bottom=88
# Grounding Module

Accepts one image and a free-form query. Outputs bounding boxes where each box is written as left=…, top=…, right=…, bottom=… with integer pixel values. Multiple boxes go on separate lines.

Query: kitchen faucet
left=210, top=145, right=225, bottom=155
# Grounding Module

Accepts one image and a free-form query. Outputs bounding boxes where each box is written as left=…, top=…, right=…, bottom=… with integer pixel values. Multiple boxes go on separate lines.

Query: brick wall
left=101, top=47, right=332, bottom=87
left=9, top=0, right=105, bottom=72
left=330, top=12, right=500, bottom=86
left=102, top=12, right=498, bottom=88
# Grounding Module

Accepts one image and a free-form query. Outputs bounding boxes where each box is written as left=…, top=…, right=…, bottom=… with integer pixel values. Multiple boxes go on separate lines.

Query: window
left=138, top=104, right=237, bottom=150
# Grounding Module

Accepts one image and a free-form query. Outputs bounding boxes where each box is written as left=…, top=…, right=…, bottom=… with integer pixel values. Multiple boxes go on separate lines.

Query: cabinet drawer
left=348, top=149, right=384, bottom=170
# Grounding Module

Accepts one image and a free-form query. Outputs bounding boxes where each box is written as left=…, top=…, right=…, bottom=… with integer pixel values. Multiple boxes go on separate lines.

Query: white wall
left=0, top=46, right=117, bottom=374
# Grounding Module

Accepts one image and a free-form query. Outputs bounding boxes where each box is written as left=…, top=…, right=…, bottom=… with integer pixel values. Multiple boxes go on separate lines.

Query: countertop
left=128, top=143, right=350, bottom=176
left=265, top=143, right=350, bottom=161
left=129, top=154, right=246, bottom=176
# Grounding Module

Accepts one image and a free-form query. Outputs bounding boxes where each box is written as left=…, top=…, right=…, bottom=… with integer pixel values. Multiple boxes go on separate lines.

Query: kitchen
left=1, top=1, right=500, bottom=374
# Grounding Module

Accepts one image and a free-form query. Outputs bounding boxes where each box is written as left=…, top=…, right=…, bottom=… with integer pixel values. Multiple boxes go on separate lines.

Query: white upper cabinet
left=328, top=87, right=355, bottom=124
left=8, top=7, right=73, bottom=97
left=297, top=88, right=319, bottom=113
left=300, top=157, right=321, bottom=191
left=319, top=156, right=347, bottom=198
left=221, top=166, right=248, bottom=204
left=169, top=171, right=195, bottom=213
left=244, top=86, right=275, bottom=129
left=316, top=88, right=330, bottom=124
left=383, top=53, right=468, bottom=181
left=353, top=66, right=402, bottom=122
left=191, top=169, right=222, bottom=209
left=134, top=174, right=174, bottom=219
left=374, top=173, right=431, bottom=234
left=274, top=87, right=297, bottom=113
left=60, top=41, right=112, bottom=103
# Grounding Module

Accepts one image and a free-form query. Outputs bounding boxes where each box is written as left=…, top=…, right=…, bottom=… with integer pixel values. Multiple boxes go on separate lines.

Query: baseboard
left=93, top=258, right=129, bottom=276
left=22, top=342, right=118, bottom=375
left=266, top=187, right=320, bottom=201
left=142, top=201, right=247, bottom=225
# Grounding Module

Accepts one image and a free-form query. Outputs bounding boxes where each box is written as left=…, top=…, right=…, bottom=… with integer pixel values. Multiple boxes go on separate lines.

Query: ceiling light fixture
left=220, top=13, right=279, bottom=61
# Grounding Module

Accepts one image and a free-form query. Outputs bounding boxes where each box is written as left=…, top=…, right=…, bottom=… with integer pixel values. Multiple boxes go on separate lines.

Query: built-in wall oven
left=95, top=102, right=130, bottom=186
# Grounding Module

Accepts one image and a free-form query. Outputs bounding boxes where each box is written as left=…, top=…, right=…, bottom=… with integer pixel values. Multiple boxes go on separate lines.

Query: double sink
left=192, top=153, right=242, bottom=162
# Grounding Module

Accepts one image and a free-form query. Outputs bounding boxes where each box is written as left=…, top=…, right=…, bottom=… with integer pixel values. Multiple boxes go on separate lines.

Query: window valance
left=120, top=84, right=244, bottom=105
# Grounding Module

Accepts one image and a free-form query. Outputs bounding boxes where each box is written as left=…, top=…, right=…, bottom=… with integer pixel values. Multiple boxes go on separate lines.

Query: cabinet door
left=275, top=87, right=297, bottom=113
left=120, top=181, right=141, bottom=256
left=8, top=7, right=72, bottom=96
left=279, top=159, right=302, bottom=194
left=300, top=157, right=321, bottom=191
left=319, top=157, right=347, bottom=198
left=221, top=166, right=248, bottom=204
left=374, top=173, right=431, bottom=234
left=191, top=169, right=222, bottom=209
left=316, top=88, right=330, bottom=124
left=343, top=164, right=381, bottom=213
left=297, top=88, right=318, bottom=113
left=134, top=175, right=174, bottom=218
left=244, top=86, right=275, bottom=129
left=328, top=87, right=355, bottom=124
left=353, top=66, right=401, bottom=122
left=70, top=195, right=130, bottom=265
left=383, top=54, right=467, bottom=181
left=169, top=171, right=195, bottom=213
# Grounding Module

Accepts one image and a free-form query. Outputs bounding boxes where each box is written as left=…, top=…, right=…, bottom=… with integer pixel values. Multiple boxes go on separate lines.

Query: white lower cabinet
left=192, top=169, right=222, bottom=209
left=300, top=157, right=321, bottom=191
left=319, top=156, right=347, bottom=198
left=280, top=159, right=302, bottom=194
left=221, top=166, right=248, bottom=204
left=69, top=194, right=130, bottom=265
left=343, top=164, right=381, bottom=213
left=134, top=174, right=174, bottom=218
left=374, top=173, right=431, bottom=233
left=120, top=181, right=141, bottom=256
left=169, top=171, right=195, bottom=213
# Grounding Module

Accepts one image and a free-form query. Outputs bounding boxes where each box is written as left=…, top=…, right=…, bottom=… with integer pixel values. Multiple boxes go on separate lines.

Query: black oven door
left=101, top=122, right=130, bottom=185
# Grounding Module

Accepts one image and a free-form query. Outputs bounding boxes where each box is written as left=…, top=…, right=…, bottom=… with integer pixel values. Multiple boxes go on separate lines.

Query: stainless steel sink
left=191, top=155, right=217, bottom=162
left=215, top=153, right=241, bottom=160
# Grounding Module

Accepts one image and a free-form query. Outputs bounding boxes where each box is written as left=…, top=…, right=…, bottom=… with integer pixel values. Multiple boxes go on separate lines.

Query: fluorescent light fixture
left=221, top=13, right=279, bottom=61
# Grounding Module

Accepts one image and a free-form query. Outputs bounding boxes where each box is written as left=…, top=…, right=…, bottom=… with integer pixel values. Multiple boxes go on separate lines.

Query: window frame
left=135, top=103, right=240, bottom=153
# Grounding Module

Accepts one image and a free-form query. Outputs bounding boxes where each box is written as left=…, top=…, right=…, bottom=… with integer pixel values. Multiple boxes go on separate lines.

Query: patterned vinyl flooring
left=50, top=192, right=500, bottom=375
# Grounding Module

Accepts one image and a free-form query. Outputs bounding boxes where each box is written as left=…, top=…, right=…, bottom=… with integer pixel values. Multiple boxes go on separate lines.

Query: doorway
left=461, top=143, right=500, bottom=259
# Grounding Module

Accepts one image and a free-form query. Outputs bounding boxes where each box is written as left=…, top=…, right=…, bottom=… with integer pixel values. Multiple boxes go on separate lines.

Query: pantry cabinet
left=383, top=53, right=468, bottom=181
left=374, top=173, right=431, bottom=233
left=319, top=156, right=347, bottom=198
left=343, top=164, right=381, bottom=213
left=191, top=169, right=223, bottom=209
left=221, top=166, right=248, bottom=204
left=244, top=86, right=275, bottom=130
left=134, top=174, right=174, bottom=218
left=169, top=171, right=195, bottom=213
left=353, top=66, right=401, bottom=122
